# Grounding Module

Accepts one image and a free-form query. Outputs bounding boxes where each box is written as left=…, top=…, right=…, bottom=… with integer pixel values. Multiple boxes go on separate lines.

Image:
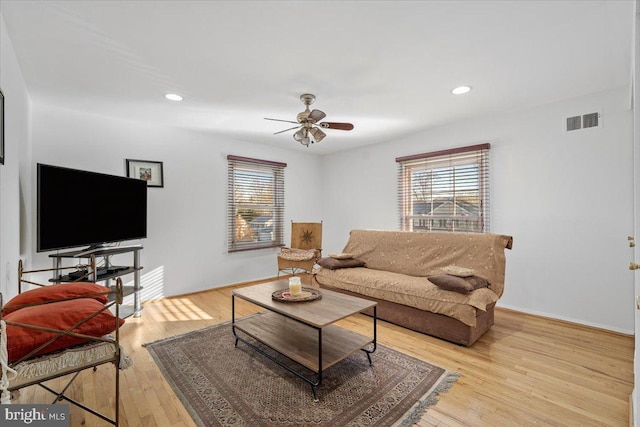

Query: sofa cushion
left=465, top=275, right=490, bottom=290
left=428, top=275, right=489, bottom=294
left=317, top=257, right=365, bottom=270
left=428, top=275, right=473, bottom=293
left=315, top=267, right=498, bottom=327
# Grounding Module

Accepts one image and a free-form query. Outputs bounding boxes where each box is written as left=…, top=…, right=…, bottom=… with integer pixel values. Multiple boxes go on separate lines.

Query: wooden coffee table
left=231, top=280, right=377, bottom=401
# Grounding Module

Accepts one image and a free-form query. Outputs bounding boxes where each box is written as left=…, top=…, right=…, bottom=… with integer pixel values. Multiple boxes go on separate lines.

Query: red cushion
left=3, top=282, right=110, bottom=314
left=4, top=298, right=124, bottom=362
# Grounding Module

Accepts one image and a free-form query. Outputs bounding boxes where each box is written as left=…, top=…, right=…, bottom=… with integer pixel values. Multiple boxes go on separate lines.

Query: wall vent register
left=566, top=112, right=600, bottom=131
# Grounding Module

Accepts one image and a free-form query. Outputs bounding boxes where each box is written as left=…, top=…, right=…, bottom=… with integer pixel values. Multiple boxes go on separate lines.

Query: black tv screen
left=37, top=163, right=148, bottom=252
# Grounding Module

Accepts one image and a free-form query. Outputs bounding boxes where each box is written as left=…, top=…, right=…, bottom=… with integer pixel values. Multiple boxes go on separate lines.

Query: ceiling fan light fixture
left=165, top=93, right=183, bottom=101
left=293, top=129, right=305, bottom=142
left=293, top=129, right=311, bottom=147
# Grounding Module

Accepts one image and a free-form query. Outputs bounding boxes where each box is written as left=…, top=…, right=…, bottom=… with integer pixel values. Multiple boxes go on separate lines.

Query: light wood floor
left=14, top=277, right=634, bottom=426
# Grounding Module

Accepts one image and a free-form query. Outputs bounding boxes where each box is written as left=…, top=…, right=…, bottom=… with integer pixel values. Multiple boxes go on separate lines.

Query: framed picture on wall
left=0, top=88, right=4, bottom=165
left=126, top=159, right=164, bottom=187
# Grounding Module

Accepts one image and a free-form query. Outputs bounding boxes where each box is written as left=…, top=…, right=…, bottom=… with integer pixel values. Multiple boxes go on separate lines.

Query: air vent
left=565, top=111, right=601, bottom=132
left=582, top=112, right=599, bottom=128
left=566, top=116, right=581, bottom=131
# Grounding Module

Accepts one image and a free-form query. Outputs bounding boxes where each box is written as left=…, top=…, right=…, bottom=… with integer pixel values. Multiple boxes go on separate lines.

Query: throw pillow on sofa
left=317, top=257, right=365, bottom=270
left=441, top=265, right=475, bottom=277
left=428, top=274, right=489, bottom=294
left=328, top=252, right=354, bottom=260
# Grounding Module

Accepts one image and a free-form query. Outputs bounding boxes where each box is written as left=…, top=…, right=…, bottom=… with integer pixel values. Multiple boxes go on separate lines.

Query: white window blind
left=396, top=144, right=490, bottom=233
left=227, top=155, right=286, bottom=252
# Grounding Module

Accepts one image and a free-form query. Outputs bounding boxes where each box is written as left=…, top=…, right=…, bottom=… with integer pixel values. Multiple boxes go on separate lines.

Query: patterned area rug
left=144, top=318, right=459, bottom=427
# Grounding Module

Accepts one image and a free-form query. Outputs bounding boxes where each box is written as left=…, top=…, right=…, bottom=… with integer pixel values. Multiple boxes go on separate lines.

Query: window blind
left=227, top=155, right=286, bottom=252
left=396, top=143, right=490, bottom=233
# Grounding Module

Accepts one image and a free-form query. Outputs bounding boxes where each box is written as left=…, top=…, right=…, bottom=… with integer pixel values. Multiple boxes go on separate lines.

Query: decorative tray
left=272, top=287, right=322, bottom=302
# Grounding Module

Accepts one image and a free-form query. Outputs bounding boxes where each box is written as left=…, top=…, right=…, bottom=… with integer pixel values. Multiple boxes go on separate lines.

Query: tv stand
left=50, top=245, right=144, bottom=318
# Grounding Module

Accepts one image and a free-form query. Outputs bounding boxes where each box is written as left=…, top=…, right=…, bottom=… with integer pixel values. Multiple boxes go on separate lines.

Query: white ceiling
left=0, top=0, right=634, bottom=155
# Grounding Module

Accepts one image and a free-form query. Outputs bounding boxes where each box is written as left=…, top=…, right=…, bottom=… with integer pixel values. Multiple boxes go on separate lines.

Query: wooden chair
left=277, top=221, right=322, bottom=278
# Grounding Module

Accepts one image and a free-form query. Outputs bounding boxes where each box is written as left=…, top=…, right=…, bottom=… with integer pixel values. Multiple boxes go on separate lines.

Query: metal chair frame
left=0, top=258, right=124, bottom=426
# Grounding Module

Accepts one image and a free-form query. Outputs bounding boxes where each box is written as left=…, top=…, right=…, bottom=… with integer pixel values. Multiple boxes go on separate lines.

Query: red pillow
left=3, top=282, right=110, bottom=314
left=4, top=298, right=124, bottom=362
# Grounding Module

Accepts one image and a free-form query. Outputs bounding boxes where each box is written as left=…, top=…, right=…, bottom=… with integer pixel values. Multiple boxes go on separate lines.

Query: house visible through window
left=227, top=155, right=286, bottom=252
left=396, top=144, right=490, bottom=233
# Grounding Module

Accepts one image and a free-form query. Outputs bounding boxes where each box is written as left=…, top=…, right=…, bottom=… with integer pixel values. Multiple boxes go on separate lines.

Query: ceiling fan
left=265, top=94, right=354, bottom=147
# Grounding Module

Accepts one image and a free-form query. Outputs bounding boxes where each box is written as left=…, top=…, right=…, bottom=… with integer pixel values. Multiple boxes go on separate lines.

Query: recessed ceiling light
left=165, top=93, right=183, bottom=101
left=451, top=86, right=472, bottom=95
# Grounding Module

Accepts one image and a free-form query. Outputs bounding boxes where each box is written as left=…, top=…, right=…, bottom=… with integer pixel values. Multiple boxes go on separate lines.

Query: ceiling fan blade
left=319, top=122, right=354, bottom=131
left=265, top=117, right=299, bottom=124
left=309, top=127, right=326, bottom=143
left=273, top=125, right=301, bottom=135
left=308, top=109, right=326, bottom=122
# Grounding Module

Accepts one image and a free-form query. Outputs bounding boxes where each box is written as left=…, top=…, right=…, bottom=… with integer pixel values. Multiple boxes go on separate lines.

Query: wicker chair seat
left=278, top=249, right=317, bottom=261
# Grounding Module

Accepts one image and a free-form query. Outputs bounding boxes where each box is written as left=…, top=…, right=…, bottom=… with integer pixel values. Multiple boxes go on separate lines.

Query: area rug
left=144, top=317, right=459, bottom=427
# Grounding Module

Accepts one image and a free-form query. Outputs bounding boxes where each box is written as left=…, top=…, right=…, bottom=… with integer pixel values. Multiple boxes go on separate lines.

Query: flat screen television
left=37, top=163, right=148, bottom=252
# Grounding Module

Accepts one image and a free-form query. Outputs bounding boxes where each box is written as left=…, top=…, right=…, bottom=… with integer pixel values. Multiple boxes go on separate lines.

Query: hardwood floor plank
left=11, top=280, right=633, bottom=426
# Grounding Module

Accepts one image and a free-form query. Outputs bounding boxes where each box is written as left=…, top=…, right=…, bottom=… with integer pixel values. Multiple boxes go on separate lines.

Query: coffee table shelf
left=234, top=312, right=373, bottom=372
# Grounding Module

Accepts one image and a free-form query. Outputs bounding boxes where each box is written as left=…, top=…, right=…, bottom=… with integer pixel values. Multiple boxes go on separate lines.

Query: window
left=396, top=144, right=490, bottom=233
left=227, top=155, right=286, bottom=252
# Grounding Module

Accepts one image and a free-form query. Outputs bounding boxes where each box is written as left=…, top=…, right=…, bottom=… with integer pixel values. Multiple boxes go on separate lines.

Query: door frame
left=633, top=2, right=640, bottom=425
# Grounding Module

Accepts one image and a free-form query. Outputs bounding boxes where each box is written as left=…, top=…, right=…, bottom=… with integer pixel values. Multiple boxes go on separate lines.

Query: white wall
left=30, top=87, right=635, bottom=332
left=5, top=9, right=634, bottom=331
left=30, top=104, right=323, bottom=300
left=0, top=13, right=32, bottom=300
left=321, top=86, right=635, bottom=333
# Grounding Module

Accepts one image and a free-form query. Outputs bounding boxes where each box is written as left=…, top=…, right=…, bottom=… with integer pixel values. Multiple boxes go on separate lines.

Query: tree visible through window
left=227, top=155, right=286, bottom=252
left=396, top=144, right=490, bottom=233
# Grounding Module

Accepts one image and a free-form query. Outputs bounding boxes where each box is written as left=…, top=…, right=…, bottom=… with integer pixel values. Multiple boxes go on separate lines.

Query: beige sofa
left=314, top=230, right=513, bottom=346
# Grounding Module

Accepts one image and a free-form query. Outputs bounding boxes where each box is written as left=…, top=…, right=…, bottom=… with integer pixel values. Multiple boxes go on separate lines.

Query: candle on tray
left=288, top=276, right=302, bottom=296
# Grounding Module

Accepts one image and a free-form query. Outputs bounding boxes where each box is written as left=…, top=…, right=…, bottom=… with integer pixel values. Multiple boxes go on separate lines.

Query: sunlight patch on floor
left=152, top=297, right=214, bottom=322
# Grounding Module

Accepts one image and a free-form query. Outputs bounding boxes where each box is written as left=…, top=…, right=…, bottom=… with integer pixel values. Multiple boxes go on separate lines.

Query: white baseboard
left=496, top=303, right=634, bottom=335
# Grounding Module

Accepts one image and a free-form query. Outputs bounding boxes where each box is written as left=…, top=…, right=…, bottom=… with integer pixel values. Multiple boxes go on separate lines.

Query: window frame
left=396, top=143, right=490, bottom=233
left=227, top=155, right=286, bottom=252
